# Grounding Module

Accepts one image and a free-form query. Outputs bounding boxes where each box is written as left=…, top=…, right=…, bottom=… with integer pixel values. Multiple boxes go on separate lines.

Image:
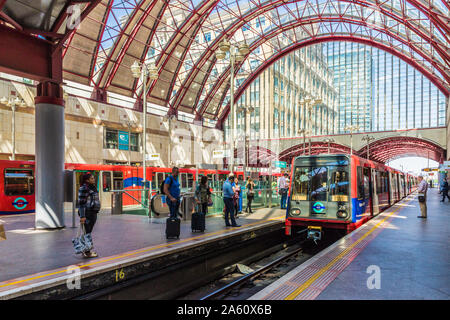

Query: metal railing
left=109, top=185, right=283, bottom=218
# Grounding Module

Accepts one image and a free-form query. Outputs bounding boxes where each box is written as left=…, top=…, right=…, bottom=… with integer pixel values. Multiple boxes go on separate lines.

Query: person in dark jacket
left=195, top=175, right=211, bottom=214
left=441, top=178, right=450, bottom=202
left=78, top=173, right=101, bottom=258
left=245, top=177, right=255, bottom=213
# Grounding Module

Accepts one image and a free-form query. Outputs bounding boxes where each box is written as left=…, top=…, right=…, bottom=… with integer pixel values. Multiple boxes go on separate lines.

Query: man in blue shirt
left=164, top=167, right=181, bottom=219
left=223, top=174, right=240, bottom=227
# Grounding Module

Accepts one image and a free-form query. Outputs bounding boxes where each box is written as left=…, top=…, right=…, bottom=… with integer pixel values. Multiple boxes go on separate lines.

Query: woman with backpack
left=245, top=177, right=255, bottom=213
left=78, top=173, right=101, bottom=258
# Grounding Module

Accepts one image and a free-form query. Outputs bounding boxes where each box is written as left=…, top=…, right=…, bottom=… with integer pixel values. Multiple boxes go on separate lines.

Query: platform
left=0, top=206, right=285, bottom=299
left=249, top=189, right=450, bottom=300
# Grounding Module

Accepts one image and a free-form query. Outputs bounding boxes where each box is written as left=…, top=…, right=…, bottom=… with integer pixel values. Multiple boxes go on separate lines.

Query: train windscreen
left=4, top=169, right=34, bottom=196
left=291, top=164, right=349, bottom=202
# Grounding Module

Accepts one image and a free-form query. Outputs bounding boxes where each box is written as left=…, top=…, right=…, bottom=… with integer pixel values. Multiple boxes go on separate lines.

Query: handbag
left=72, top=224, right=93, bottom=254
left=418, top=193, right=425, bottom=203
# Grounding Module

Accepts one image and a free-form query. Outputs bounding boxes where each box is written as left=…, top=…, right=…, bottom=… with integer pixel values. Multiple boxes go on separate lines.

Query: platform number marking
left=115, top=268, right=125, bottom=282
left=366, top=265, right=381, bottom=289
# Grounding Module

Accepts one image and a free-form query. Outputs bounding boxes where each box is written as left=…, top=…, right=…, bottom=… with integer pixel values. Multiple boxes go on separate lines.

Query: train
left=0, top=159, right=281, bottom=215
left=285, top=154, right=419, bottom=241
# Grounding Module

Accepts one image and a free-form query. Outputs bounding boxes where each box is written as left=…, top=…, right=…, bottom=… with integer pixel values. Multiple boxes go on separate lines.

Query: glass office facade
left=323, top=42, right=446, bottom=133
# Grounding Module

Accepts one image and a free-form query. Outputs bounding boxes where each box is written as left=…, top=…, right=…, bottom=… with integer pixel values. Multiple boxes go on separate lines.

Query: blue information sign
left=118, top=131, right=129, bottom=150
left=273, top=161, right=287, bottom=168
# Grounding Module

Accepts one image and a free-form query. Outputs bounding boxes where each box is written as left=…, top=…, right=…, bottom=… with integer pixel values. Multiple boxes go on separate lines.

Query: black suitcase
left=191, top=212, right=205, bottom=232
left=166, top=217, right=180, bottom=239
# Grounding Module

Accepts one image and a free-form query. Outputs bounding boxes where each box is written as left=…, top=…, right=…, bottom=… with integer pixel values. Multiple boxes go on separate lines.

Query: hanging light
left=131, top=60, right=141, bottom=78
left=219, top=39, right=230, bottom=52
left=148, top=63, right=158, bottom=80
left=216, top=50, right=226, bottom=60
left=238, top=43, right=249, bottom=55
left=235, top=52, right=245, bottom=62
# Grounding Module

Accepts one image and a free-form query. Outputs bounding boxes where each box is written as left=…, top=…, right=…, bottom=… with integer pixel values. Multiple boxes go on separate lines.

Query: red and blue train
left=285, top=154, right=418, bottom=241
left=0, top=160, right=251, bottom=215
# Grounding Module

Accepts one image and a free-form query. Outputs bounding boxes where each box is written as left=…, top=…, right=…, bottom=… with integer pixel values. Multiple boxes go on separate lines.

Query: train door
left=101, top=171, right=113, bottom=207
left=2, top=167, right=35, bottom=214
left=370, top=169, right=380, bottom=216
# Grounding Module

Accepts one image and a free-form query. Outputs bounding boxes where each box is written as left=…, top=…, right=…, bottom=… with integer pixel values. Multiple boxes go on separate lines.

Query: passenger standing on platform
left=223, top=174, right=240, bottom=227
left=417, top=175, right=428, bottom=219
left=278, top=173, right=289, bottom=209
left=232, top=177, right=241, bottom=217
left=78, top=173, right=101, bottom=258
left=440, top=178, right=450, bottom=202
left=164, top=167, right=181, bottom=219
left=195, top=175, right=211, bottom=214
left=245, top=178, right=255, bottom=213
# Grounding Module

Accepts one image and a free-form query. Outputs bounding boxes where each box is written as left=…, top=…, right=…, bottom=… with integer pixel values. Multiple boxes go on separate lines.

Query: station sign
left=273, top=161, right=287, bottom=168
left=146, top=153, right=160, bottom=161
left=213, top=150, right=230, bottom=158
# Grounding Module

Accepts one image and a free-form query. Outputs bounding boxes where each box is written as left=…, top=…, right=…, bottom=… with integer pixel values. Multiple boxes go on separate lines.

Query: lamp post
left=361, top=134, right=375, bottom=159
left=131, top=60, right=158, bottom=214
left=1, top=96, right=22, bottom=160
left=343, top=124, right=360, bottom=155
left=323, top=137, right=335, bottom=154
left=121, top=115, right=137, bottom=166
left=237, top=105, right=254, bottom=176
left=215, top=39, right=249, bottom=173
left=164, top=114, right=176, bottom=167
left=297, top=128, right=310, bottom=156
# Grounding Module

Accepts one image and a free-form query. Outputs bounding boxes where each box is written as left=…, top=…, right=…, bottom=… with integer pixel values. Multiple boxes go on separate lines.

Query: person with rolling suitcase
left=164, top=167, right=181, bottom=239
left=193, top=176, right=211, bottom=232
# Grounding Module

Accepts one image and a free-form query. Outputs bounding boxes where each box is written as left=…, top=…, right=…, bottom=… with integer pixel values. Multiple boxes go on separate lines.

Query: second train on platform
left=285, top=154, right=418, bottom=241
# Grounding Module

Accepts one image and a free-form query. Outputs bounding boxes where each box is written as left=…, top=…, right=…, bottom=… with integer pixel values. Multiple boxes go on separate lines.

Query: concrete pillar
left=34, top=81, right=65, bottom=229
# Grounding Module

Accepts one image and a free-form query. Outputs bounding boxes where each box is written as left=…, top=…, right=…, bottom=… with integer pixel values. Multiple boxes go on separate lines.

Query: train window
left=181, top=173, right=187, bottom=189
left=329, top=167, right=349, bottom=202
left=309, top=167, right=327, bottom=201
left=363, top=168, right=370, bottom=199
left=4, top=169, right=34, bottom=196
left=292, top=167, right=309, bottom=201
left=103, top=172, right=112, bottom=192
left=187, top=173, right=194, bottom=189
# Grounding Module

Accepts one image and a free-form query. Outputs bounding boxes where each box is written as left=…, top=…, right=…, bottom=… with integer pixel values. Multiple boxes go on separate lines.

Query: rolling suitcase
left=191, top=212, right=205, bottom=232
left=166, top=217, right=180, bottom=239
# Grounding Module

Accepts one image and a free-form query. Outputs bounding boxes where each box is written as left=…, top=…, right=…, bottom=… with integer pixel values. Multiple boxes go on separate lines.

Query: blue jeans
left=168, top=198, right=180, bottom=219
left=224, top=197, right=237, bottom=226
left=280, top=190, right=287, bottom=209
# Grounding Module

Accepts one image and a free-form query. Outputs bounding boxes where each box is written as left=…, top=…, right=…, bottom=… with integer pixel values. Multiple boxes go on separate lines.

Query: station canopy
left=1, top=0, right=449, bottom=124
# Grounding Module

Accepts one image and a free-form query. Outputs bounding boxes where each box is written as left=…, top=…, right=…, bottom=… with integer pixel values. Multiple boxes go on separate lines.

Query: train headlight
left=290, top=208, right=301, bottom=216
left=337, top=210, right=348, bottom=219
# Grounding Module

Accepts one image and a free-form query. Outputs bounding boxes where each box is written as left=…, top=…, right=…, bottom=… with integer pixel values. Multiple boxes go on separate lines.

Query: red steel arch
left=360, top=136, right=446, bottom=163
left=278, top=141, right=353, bottom=164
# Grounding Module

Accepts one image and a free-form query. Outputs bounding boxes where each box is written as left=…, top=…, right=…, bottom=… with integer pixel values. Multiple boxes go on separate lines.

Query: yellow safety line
left=0, top=215, right=284, bottom=290
left=284, top=196, right=413, bottom=300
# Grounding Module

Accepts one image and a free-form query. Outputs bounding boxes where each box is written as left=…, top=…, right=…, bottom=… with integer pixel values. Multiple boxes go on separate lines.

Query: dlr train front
left=285, top=154, right=351, bottom=242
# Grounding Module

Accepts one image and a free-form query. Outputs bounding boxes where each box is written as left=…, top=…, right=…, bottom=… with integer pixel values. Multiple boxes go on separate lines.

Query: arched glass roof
left=1, top=0, right=449, bottom=123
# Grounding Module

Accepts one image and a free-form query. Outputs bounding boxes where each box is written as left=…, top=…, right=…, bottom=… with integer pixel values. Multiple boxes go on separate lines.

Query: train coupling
left=307, top=226, right=322, bottom=244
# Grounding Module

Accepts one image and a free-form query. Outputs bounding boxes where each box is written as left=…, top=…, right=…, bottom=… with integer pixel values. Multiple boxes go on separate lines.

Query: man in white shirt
left=278, top=173, right=289, bottom=209
left=417, top=175, right=428, bottom=219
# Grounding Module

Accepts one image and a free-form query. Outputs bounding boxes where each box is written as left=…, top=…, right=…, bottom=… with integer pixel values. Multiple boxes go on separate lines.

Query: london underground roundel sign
left=312, top=202, right=325, bottom=213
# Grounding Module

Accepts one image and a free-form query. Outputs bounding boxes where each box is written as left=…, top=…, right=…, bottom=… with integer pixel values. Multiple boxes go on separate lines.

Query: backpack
left=86, top=189, right=101, bottom=212
left=160, top=176, right=173, bottom=194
